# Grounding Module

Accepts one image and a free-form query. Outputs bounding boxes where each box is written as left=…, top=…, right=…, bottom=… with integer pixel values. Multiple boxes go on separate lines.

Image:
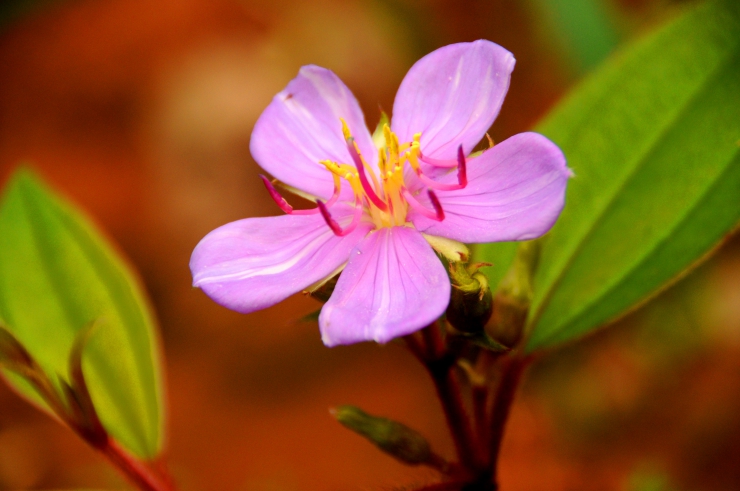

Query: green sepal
left=371, top=110, right=391, bottom=149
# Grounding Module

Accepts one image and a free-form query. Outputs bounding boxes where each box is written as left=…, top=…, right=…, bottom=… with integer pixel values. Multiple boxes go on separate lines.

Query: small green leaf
left=65, top=321, right=108, bottom=447
left=0, top=169, right=164, bottom=458
left=526, top=0, right=740, bottom=351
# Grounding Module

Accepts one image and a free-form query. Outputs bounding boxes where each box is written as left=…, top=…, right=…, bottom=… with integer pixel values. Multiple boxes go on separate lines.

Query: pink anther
left=402, top=189, right=445, bottom=222
left=317, top=199, right=364, bottom=236
left=260, top=175, right=341, bottom=215
left=456, top=145, right=467, bottom=188
left=260, top=175, right=293, bottom=214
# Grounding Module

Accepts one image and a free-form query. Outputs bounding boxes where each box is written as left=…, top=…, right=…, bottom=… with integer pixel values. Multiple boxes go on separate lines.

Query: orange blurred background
left=1, top=0, right=739, bottom=490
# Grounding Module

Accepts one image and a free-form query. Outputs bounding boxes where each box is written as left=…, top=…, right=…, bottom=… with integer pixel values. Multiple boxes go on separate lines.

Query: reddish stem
left=487, top=356, right=528, bottom=484
left=471, top=381, right=489, bottom=465
left=416, top=324, right=484, bottom=473
left=99, top=440, right=174, bottom=491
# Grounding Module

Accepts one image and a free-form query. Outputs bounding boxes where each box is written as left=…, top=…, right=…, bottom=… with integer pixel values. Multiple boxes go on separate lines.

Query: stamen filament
left=347, top=136, right=388, bottom=211
left=317, top=199, right=364, bottom=236
left=402, top=188, right=445, bottom=221
left=411, top=145, right=468, bottom=191
left=260, top=174, right=342, bottom=215
left=418, top=152, right=459, bottom=168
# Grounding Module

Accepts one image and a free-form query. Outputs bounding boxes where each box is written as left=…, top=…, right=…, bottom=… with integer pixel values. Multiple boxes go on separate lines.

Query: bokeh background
left=1, top=0, right=739, bottom=489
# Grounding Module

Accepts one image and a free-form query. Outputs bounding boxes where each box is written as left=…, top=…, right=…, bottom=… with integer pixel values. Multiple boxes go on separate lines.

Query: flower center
left=260, top=118, right=469, bottom=236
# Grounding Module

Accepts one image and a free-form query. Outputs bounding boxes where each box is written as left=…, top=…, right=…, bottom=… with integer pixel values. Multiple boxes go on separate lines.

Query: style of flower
left=190, top=40, right=571, bottom=346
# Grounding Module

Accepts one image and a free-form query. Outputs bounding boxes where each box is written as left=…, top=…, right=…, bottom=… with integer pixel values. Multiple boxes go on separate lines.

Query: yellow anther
left=320, top=159, right=337, bottom=171
left=340, top=118, right=352, bottom=140
left=390, top=132, right=400, bottom=158
left=383, top=125, right=392, bottom=148
left=315, top=119, right=433, bottom=229
left=378, top=147, right=387, bottom=174
left=407, top=148, right=421, bottom=172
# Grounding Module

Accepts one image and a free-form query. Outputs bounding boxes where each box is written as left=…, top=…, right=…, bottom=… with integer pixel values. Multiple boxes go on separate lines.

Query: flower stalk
left=398, top=240, right=544, bottom=490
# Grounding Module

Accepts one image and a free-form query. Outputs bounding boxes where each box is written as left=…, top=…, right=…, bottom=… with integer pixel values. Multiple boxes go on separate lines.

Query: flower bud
left=446, top=262, right=493, bottom=334
left=331, top=405, right=432, bottom=465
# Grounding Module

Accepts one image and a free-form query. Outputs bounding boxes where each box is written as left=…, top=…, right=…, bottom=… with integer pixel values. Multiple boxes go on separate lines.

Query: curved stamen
left=317, top=199, right=364, bottom=236
left=413, top=146, right=468, bottom=191
left=260, top=174, right=341, bottom=215
left=260, top=175, right=293, bottom=214
left=346, top=137, right=388, bottom=211
left=402, top=188, right=445, bottom=221
left=418, top=151, right=459, bottom=168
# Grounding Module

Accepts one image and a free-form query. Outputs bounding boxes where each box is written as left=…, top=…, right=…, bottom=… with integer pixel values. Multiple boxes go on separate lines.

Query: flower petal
left=319, top=227, right=450, bottom=346
left=250, top=65, right=376, bottom=200
left=190, top=205, right=372, bottom=313
left=391, top=40, right=515, bottom=161
left=409, top=132, right=571, bottom=243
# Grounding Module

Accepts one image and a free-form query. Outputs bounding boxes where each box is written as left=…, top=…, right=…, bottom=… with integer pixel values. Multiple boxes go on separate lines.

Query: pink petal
left=391, top=40, right=515, bottom=161
left=409, top=132, right=571, bottom=243
left=319, top=227, right=450, bottom=346
left=190, top=204, right=372, bottom=313
left=250, top=65, right=376, bottom=200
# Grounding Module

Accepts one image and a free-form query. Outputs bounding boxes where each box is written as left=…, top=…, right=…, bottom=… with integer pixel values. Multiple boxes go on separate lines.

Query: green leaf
left=529, top=0, right=622, bottom=73
left=0, top=169, right=164, bottom=458
left=471, top=241, right=518, bottom=292
left=526, top=0, right=740, bottom=352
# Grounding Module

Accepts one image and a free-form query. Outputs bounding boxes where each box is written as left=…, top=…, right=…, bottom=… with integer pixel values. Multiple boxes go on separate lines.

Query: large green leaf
left=526, top=0, right=740, bottom=351
left=529, top=0, right=622, bottom=73
left=0, top=169, right=164, bottom=458
left=471, top=241, right=518, bottom=292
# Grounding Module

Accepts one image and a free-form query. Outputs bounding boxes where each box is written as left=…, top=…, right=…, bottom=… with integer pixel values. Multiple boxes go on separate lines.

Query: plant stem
left=486, top=356, right=528, bottom=484
left=471, top=381, right=489, bottom=465
left=99, top=440, right=174, bottom=491
left=417, top=324, right=484, bottom=473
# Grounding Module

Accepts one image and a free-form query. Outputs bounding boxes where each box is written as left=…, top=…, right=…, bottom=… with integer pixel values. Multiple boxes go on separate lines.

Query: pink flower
left=190, top=40, right=570, bottom=346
